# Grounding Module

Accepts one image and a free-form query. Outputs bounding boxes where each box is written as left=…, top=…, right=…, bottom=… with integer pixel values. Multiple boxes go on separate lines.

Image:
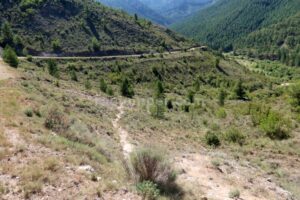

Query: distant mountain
left=96, top=0, right=170, bottom=25
left=140, top=0, right=214, bottom=23
left=0, top=0, right=189, bottom=56
left=172, top=0, right=300, bottom=50
left=172, top=0, right=300, bottom=65
left=97, top=0, right=213, bottom=25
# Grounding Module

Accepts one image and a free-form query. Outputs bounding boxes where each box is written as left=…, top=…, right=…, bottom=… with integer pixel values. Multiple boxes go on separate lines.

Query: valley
left=97, top=0, right=214, bottom=25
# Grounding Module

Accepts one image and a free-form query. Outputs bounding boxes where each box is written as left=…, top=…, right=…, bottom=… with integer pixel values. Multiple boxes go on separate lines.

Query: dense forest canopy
left=172, top=0, right=300, bottom=66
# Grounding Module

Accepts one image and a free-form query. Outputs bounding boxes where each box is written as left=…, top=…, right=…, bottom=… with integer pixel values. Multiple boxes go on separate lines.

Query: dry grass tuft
left=130, top=148, right=182, bottom=196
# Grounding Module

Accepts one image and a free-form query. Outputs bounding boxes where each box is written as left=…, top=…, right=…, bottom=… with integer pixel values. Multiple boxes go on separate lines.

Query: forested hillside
left=236, top=13, right=300, bottom=66
left=0, top=0, right=188, bottom=56
left=172, top=0, right=300, bottom=65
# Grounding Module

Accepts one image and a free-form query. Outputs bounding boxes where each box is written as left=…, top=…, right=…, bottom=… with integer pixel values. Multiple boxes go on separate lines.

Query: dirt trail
left=0, top=58, right=15, bottom=80
left=175, top=152, right=293, bottom=200
left=113, top=103, right=134, bottom=159
left=111, top=105, right=292, bottom=199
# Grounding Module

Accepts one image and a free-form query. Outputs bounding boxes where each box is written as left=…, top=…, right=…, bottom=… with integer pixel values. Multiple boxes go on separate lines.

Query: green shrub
left=92, top=37, right=100, bottom=52
left=259, top=111, right=290, bottom=140
left=33, top=108, right=42, bottom=117
left=216, top=108, right=227, bottom=119
left=107, top=86, right=114, bottom=96
left=248, top=103, right=290, bottom=139
left=205, top=131, right=220, bottom=147
left=70, top=70, right=78, bottom=81
left=130, top=148, right=176, bottom=193
left=224, top=128, right=246, bottom=145
left=249, top=103, right=270, bottom=126
left=229, top=189, right=240, bottom=198
left=137, top=181, right=160, bottom=200
left=51, top=39, right=61, bottom=52
left=24, top=109, right=33, bottom=117
left=26, top=55, right=33, bottom=62
left=2, top=45, right=19, bottom=67
left=182, top=104, right=190, bottom=112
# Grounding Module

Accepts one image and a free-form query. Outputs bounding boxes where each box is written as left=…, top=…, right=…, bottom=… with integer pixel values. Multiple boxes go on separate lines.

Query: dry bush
left=21, top=165, right=47, bottom=198
left=44, top=107, right=70, bottom=133
left=44, top=157, right=60, bottom=172
left=130, top=148, right=180, bottom=195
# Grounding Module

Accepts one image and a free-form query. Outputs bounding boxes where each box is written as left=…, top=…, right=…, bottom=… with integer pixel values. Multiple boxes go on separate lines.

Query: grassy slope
left=1, top=49, right=299, bottom=198
left=0, top=0, right=189, bottom=55
left=172, top=0, right=300, bottom=50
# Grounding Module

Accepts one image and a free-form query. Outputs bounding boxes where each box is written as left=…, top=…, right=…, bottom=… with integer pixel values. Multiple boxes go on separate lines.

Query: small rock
left=267, top=178, right=272, bottom=182
left=78, top=165, right=95, bottom=173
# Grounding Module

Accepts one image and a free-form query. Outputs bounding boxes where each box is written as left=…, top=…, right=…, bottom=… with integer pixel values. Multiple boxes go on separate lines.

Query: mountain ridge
left=0, top=0, right=189, bottom=56
left=172, top=0, right=300, bottom=50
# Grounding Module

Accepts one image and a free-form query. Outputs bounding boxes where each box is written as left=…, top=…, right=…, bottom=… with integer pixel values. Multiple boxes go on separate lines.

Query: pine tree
left=85, top=79, right=92, bottom=90
left=13, top=35, right=23, bottom=54
left=290, top=83, right=300, bottom=108
left=1, top=22, right=14, bottom=47
left=70, top=70, right=78, bottom=81
left=2, top=45, right=19, bottom=68
left=151, top=99, right=165, bottom=119
left=167, top=99, right=173, bottom=110
left=234, top=79, right=246, bottom=100
left=215, top=58, right=220, bottom=68
left=155, top=80, right=165, bottom=99
left=134, top=13, right=138, bottom=21
left=218, top=89, right=226, bottom=106
left=151, top=80, right=166, bottom=118
left=193, top=79, right=200, bottom=92
left=188, top=90, right=195, bottom=103
left=295, top=54, right=300, bottom=67
left=120, top=78, right=134, bottom=98
left=100, top=78, right=107, bottom=93
left=47, top=60, right=59, bottom=77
